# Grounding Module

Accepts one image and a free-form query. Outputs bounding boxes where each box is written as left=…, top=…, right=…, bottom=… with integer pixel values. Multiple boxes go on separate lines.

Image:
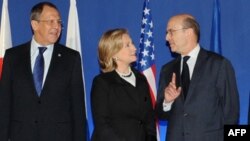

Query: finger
left=171, top=73, right=176, bottom=84
left=176, top=87, right=182, bottom=95
left=169, top=81, right=177, bottom=89
left=166, top=86, right=178, bottom=97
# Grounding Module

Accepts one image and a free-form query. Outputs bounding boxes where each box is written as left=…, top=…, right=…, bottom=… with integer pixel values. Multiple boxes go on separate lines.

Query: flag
left=210, top=0, right=222, bottom=54
left=66, top=0, right=90, bottom=140
left=0, top=0, right=12, bottom=78
left=137, top=0, right=160, bottom=140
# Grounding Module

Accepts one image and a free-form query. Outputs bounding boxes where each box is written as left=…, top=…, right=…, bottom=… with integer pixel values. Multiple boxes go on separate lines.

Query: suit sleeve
left=155, top=66, right=171, bottom=120
left=70, top=52, right=86, bottom=141
left=217, top=59, right=239, bottom=124
left=0, top=50, right=12, bottom=141
left=91, top=76, right=126, bottom=141
left=143, top=77, right=157, bottom=141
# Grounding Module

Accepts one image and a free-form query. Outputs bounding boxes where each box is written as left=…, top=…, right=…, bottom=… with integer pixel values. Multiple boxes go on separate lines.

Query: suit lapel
left=185, top=48, right=208, bottom=101
left=19, top=42, right=39, bottom=99
left=173, top=56, right=185, bottom=101
left=23, top=43, right=34, bottom=84
left=41, top=44, right=62, bottom=96
left=112, top=70, right=140, bottom=103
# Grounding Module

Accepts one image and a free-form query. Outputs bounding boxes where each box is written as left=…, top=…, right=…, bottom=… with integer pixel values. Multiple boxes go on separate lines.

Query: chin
left=170, top=48, right=176, bottom=52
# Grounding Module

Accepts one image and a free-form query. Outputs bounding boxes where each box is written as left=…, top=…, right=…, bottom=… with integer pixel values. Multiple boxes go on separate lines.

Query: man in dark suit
left=0, top=2, right=86, bottom=141
left=156, top=14, right=239, bottom=141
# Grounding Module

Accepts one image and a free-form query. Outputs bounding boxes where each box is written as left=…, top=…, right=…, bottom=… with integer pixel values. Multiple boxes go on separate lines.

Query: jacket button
left=183, top=113, right=188, bottom=117
left=139, top=120, right=143, bottom=125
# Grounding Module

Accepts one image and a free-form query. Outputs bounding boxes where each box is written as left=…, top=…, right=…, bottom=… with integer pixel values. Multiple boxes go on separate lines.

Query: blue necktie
left=33, top=47, right=47, bottom=96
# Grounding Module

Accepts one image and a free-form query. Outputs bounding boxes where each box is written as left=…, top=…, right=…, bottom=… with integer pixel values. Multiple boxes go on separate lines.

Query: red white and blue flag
left=0, top=0, right=12, bottom=78
left=138, top=0, right=160, bottom=140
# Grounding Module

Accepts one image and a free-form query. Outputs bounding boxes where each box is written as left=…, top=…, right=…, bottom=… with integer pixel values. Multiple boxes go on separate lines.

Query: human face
left=31, top=6, right=62, bottom=46
left=165, top=18, right=188, bottom=54
left=115, top=34, right=137, bottom=67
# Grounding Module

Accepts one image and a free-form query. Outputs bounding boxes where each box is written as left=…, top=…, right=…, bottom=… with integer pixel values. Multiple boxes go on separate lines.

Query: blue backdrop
left=1, top=0, right=250, bottom=140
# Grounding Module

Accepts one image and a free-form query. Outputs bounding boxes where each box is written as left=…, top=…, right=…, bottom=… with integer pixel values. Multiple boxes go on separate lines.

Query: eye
left=125, top=43, right=130, bottom=48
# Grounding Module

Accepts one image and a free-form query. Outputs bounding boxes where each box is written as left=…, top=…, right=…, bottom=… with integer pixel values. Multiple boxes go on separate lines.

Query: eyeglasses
left=166, top=27, right=190, bottom=36
left=36, top=19, right=63, bottom=26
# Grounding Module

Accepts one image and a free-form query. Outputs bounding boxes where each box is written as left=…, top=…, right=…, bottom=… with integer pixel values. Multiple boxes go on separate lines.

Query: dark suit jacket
left=156, top=48, right=239, bottom=141
left=0, top=42, right=86, bottom=141
left=91, top=69, right=156, bottom=141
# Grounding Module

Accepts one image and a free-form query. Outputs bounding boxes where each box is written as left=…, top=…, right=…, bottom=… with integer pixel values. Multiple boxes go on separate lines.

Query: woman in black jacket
left=91, top=28, right=156, bottom=141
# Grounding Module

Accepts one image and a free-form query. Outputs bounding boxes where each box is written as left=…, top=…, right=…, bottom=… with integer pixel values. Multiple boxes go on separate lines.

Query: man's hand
left=164, top=73, right=181, bottom=103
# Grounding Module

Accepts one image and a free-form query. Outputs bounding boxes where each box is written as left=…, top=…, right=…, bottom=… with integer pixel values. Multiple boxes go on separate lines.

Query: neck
left=116, top=67, right=133, bottom=78
left=116, top=66, right=131, bottom=74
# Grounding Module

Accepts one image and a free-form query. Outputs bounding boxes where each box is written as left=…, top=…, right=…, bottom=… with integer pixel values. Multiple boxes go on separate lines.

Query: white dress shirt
left=31, top=37, right=54, bottom=87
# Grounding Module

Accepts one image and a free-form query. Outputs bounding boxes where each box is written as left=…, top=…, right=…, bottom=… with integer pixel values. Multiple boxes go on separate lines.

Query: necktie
left=33, top=47, right=47, bottom=96
left=181, top=56, right=190, bottom=99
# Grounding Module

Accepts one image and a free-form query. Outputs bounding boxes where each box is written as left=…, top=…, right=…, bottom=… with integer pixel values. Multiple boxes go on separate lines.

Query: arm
left=0, top=50, right=12, bottom=141
left=142, top=77, right=157, bottom=141
left=91, top=76, right=125, bottom=141
left=217, top=59, right=239, bottom=124
left=156, top=68, right=181, bottom=120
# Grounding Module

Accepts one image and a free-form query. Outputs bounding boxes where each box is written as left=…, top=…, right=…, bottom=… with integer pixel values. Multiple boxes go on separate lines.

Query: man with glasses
left=156, top=14, right=239, bottom=141
left=0, top=2, right=86, bottom=141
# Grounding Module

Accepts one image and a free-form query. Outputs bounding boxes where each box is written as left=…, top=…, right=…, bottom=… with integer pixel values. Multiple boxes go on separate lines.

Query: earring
left=113, top=57, right=118, bottom=61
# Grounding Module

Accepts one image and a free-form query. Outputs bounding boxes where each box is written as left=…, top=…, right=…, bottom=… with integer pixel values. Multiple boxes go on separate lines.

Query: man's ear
left=31, top=20, right=39, bottom=31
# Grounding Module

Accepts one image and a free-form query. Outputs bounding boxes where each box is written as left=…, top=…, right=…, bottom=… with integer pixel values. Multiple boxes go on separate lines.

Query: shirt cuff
left=163, top=100, right=174, bottom=112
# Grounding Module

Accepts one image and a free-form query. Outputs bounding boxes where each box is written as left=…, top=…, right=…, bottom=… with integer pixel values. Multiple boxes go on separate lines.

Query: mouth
left=131, top=52, right=137, bottom=56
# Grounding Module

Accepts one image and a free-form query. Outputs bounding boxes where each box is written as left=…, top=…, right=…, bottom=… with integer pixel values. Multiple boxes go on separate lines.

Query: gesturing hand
left=164, top=73, right=181, bottom=103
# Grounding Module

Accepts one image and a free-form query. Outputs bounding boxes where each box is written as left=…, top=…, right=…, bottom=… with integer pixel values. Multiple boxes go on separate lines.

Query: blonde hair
left=98, top=28, right=128, bottom=73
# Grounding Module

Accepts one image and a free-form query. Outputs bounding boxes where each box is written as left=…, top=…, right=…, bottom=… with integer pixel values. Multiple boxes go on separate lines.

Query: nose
left=52, top=20, right=62, bottom=29
left=166, top=33, right=171, bottom=41
left=133, top=45, right=137, bottom=51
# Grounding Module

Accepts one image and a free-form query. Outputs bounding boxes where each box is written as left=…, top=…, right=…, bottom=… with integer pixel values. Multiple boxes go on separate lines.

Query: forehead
left=122, top=34, right=131, bottom=40
left=40, top=5, right=60, bottom=18
left=167, top=17, right=183, bottom=29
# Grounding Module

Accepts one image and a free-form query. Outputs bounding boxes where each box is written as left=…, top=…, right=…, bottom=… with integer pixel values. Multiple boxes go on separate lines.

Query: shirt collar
left=31, top=36, right=54, bottom=53
left=182, top=44, right=200, bottom=59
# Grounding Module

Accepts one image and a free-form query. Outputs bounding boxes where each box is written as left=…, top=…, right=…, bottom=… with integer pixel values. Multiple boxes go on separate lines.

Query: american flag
left=137, top=0, right=160, bottom=140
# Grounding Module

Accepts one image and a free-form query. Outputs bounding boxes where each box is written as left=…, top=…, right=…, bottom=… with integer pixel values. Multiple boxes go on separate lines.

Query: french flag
left=0, top=0, right=12, bottom=78
left=66, top=0, right=90, bottom=140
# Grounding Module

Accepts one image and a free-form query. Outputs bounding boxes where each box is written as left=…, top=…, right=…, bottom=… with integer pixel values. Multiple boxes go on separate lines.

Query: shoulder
left=6, top=41, right=30, bottom=53
left=4, top=42, right=30, bottom=59
left=92, top=71, right=117, bottom=84
left=131, top=67, right=147, bottom=80
left=54, top=43, right=80, bottom=56
left=200, top=48, right=231, bottom=64
left=199, top=48, right=235, bottom=74
left=160, top=57, right=180, bottom=72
